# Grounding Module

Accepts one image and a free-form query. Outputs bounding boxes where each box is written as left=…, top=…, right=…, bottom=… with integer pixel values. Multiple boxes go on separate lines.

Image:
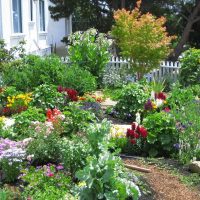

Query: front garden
left=0, top=1, right=199, bottom=199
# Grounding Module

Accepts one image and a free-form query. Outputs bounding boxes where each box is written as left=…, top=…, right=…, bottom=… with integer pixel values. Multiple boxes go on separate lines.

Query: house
left=0, top=0, right=72, bottom=56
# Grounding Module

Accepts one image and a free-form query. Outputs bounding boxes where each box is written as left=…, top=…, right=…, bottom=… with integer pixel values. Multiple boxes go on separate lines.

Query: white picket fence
left=108, top=57, right=181, bottom=82
left=62, top=56, right=181, bottom=82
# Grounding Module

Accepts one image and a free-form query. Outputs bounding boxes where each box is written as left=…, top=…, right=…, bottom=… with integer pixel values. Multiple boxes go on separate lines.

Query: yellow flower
left=164, top=100, right=167, bottom=104
left=78, top=181, right=86, bottom=187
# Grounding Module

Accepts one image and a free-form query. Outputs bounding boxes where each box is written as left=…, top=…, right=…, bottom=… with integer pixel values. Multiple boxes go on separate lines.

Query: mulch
left=124, top=159, right=200, bottom=200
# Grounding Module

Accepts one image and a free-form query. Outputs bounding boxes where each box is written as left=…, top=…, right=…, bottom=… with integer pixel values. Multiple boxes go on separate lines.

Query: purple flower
left=173, top=143, right=181, bottom=150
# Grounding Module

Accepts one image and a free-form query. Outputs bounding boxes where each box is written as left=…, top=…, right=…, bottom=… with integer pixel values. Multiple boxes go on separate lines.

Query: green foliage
left=143, top=112, right=178, bottom=157
left=0, top=187, right=20, bottom=200
left=112, top=3, right=175, bottom=79
left=168, top=83, right=194, bottom=110
left=63, top=102, right=96, bottom=135
left=60, top=137, right=89, bottom=176
left=0, top=159, right=22, bottom=183
left=180, top=48, right=200, bottom=86
left=172, top=99, right=200, bottom=163
left=13, top=107, right=46, bottom=139
left=0, top=40, right=25, bottom=72
left=67, top=29, right=111, bottom=80
left=115, top=83, right=149, bottom=120
left=75, top=121, right=140, bottom=200
left=31, top=84, right=65, bottom=110
left=59, top=66, right=97, bottom=95
left=27, top=132, right=62, bottom=165
left=21, top=165, right=72, bottom=200
left=2, top=55, right=65, bottom=91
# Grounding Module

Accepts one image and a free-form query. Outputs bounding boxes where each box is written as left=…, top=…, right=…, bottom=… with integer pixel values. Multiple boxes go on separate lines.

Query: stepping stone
left=101, top=98, right=117, bottom=109
left=189, top=161, right=200, bottom=174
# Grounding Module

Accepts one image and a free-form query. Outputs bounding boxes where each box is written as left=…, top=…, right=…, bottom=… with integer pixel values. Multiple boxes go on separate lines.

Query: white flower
left=155, top=99, right=164, bottom=107
left=3, top=118, right=15, bottom=129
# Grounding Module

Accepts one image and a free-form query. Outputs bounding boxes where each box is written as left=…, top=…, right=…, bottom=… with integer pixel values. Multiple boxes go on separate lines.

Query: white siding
left=0, top=0, right=2, bottom=38
left=0, top=0, right=71, bottom=54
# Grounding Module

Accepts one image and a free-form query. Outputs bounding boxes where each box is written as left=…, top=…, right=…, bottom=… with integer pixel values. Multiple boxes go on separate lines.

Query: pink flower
left=164, top=107, right=170, bottom=112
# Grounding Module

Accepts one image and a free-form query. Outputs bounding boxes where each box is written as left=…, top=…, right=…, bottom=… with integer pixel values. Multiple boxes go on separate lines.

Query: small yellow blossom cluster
left=7, top=93, right=32, bottom=108
left=110, top=125, right=128, bottom=139
left=0, top=116, right=5, bottom=123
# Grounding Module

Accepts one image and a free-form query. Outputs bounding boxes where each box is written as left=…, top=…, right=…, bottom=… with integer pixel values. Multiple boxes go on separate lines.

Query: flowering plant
left=144, top=91, right=170, bottom=112
left=20, top=164, right=71, bottom=200
left=0, top=138, right=26, bottom=183
left=127, top=122, right=148, bottom=145
left=78, top=93, right=103, bottom=103
left=57, top=86, right=78, bottom=102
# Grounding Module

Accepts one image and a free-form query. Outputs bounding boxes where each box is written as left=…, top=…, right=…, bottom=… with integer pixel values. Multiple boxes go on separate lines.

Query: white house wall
left=47, top=2, right=72, bottom=50
left=0, top=0, right=71, bottom=54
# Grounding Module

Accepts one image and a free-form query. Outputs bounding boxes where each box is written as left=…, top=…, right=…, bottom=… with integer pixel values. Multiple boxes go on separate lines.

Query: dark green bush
left=143, top=112, right=178, bottom=157
left=115, top=82, right=149, bottom=120
left=2, top=55, right=65, bottom=91
left=59, top=66, right=97, bottom=95
left=180, top=48, right=200, bottom=86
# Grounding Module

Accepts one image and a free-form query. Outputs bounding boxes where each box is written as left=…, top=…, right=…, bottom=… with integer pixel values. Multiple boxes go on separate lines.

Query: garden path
left=124, top=159, right=200, bottom=200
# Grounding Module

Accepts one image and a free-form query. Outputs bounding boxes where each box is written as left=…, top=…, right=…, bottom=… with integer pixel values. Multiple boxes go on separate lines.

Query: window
left=12, top=0, right=22, bottom=33
left=39, top=0, right=45, bottom=31
left=30, top=0, right=33, bottom=21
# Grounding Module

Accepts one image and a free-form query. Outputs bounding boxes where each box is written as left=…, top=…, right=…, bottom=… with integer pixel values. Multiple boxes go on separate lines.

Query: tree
left=111, top=0, right=175, bottom=79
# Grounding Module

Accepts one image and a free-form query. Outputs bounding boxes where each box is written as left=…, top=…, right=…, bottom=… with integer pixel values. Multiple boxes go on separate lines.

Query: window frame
left=12, top=0, right=23, bottom=33
left=39, top=0, right=45, bottom=32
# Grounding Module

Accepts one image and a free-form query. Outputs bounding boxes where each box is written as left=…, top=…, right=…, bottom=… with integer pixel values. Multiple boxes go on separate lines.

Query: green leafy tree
left=111, top=0, right=175, bottom=79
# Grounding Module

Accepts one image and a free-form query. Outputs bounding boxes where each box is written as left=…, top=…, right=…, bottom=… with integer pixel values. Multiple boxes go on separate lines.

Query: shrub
left=62, top=102, right=96, bottom=135
left=58, top=66, right=97, bottom=95
left=115, top=83, right=149, bottom=120
left=180, top=48, right=200, bottom=86
left=111, top=1, right=175, bottom=79
left=13, top=107, right=46, bottom=139
left=67, top=28, right=111, bottom=82
left=2, top=55, right=65, bottom=91
left=31, top=84, right=65, bottom=111
left=27, top=132, right=61, bottom=165
left=143, top=112, right=178, bottom=157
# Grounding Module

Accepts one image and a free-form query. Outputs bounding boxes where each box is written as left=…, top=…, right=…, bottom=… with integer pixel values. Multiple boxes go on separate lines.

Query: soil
left=124, top=159, right=200, bottom=200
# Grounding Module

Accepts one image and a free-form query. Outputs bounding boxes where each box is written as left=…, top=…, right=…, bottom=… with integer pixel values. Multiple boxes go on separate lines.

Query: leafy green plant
left=143, top=112, right=178, bottom=157
left=60, top=137, right=89, bottom=176
left=31, top=84, right=65, bottom=110
left=168, top=83, right=194, bottom=110
left=0, top=39, right=25, bottom=72
left=172, top=99, right=200, bottom=163
left=21, top=165, right=72, bottom=200
left=180, top=48, right=200, bottom=86
left=59, top=66, right=97, bottom=95
left=75, top=121, right=140, bottom=200
left=115, top=83, right=149, bottom=120
left=13, top=107, right=46, bottom=139
left=2, top=55, right=65, bottom=91
left=27, top=132, right=62, bottom=165
left=63, top=102, right=96, bottom=135
left=68, top=28, right=111, bottom=81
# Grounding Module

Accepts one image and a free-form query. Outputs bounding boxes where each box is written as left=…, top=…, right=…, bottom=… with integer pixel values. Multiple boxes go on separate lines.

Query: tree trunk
left=168, top=1, right=200, bottom=61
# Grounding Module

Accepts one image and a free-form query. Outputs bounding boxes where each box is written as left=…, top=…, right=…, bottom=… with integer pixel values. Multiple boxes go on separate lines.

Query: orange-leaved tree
left=111, top=0, right=176, bottom=80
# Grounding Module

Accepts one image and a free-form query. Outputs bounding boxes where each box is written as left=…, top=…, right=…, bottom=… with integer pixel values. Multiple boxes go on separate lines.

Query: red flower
left=131, top=122, right=138, bottom=130
left=155, top=92, right=166, bottom=100
left=127, top=129, right=135, bottom=137
left=130, top=139, right=136, bottom=144
left=137, top=126, right=148, bottom=138
left=46, top=172, right=54, bottom=177
left=163, top=107, right=170, bottom=112
left=57, top=86, right=63, bottom=93
left=134, top=132, right=140, bottom=139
